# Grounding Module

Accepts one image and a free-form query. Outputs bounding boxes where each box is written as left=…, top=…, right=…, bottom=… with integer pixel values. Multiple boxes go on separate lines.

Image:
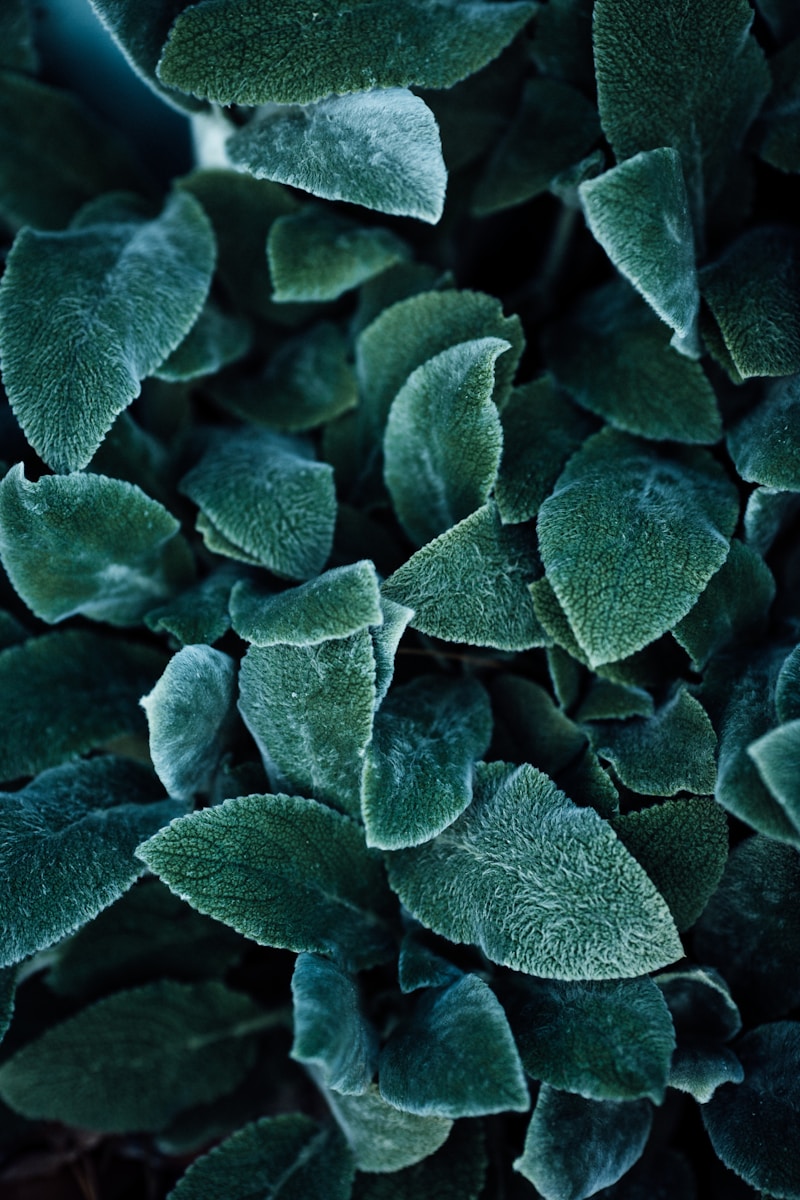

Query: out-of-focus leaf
left=673, top=541, right=775, bottom=669
left=529, top=0, right=594, bottom=90
left=776, top=647, right=800, bottom=722
left=319, top=1082, right=452, bottom=1173
left=744, top=487, right=800, bottom=555
left=231, top=562, right=381, bottom=648
left=0, top=969, right=14, bottom=1046
left=291, top=954, right=377, bottom=1095
left=0, top=0, right=36, bottom=72
left=592, top=1150, right=696, bottom=1200
left=351, top=1120, right=487, bottom=1199
left=153, top=303, right=251, bottom=382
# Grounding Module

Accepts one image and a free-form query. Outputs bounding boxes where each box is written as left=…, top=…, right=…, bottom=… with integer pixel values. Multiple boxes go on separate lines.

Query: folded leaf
left=153, top=303, right=251, bottom=382
left=728, top=375, right=800, bottom=487
left=673, top=541, right=775, bottom=670
left=668, top=1044, right=744, bottom=1104
left=291, top=955, right=378, bottom=1095
left=230, top=561, right=381, bottom=648
left=319, top=1082, right=452, bottom=1173
left=269, top=209, right=409, bottom=303
left=351, top=1120, right=487, bottom=1199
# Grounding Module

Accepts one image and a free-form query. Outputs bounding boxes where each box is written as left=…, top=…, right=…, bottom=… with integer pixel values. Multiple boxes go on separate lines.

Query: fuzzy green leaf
left=537, top=430, right=739, bottom=666
left=656, top=966, right=742, bottom=1042
left=387, top=762, right=682, bottom=980
left=0, top=190, right=215, bottom=472
left=351, top=1121, right=487, bottom=1200
left=145, top=567, right=237, bottom=647
left=291, top=955, right=377, bottom=1095
left=371, top=596, right=413, bottom=710
left=227, top=91, right=446, bottom=224
left=86, top=0, right=204, bottom=112
left=319, top=1082, right=452, bottom=1173
left=397, top=927, right=463, bottom=994
left=362, top=675, right=492, bottom=849
left=383, top=503, right=545, bottom=651
left=153, top=303, right=252, bottom=382
left=231, top=562, right=381, bottom=648
left=744, top=487, right=800, bottom=555
left=776, top=647, right=800, bottom=723
left=673, top=541, right=775, bottom=669
left=238, top=632, right=376, bottom=816
left=669, top=1044, right=744, bottom=1104
left=0, top=969, right=14, bottom=1046
left=748, top=720, right=800, bottom=831
left=574, top=680, right=654, bottom=724
left=138, top=794, right=394, bottom=970
left=0, top=980, right=265, bottom=1132
left=729, top=375, right=800, bottom=488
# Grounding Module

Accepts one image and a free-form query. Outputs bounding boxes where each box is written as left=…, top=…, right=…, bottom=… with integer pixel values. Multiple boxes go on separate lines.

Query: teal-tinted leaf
left=180, top=429, right=335, bottom=580
left=138, top=794, right=394, bottom=970
left=145, top=566, right=237, bottom=647
left=0, top=466, right=194, bottom=626
left=0, top=630, right=164, bottom=783
left=0, top=190, right=215, bottom=472
left=544, top=282, right=722, bottom=443
left=472, top=78, right=600, bottom=215
left=748, top=720, right=800, bottom=830
left=0, top=968, right=14, bottom=1045
left=729, top=376, right=800, bottom=488
left=656, top=966, right=742, bottom=1042
left=362, top=675, right=492, bottom=849
left=494, top=378, right=595, bottom=525
left=673, top=541, right=775, bottom=670
left=384, top=338, right=506, bottom=545
left=0, top=757, right=181, bottom=969
left=579, top=149, right=699, bottom=352
left=745, top=487, right=800, bottom=556
left=379, top=974, right=528, bottom=1117
left=515, top=1088, right=653, bottom=1200
left=383, top=503, right=545, bottom=651
left=669, top=1044, right=744, bottom=1104
left=0, top=608, right=26, bottom=651
left=231, top=562, right=381, bottom=648
left=291, top=954, right=377, bottom=1095
left=269, top=208, right=410, bottom=303
left=168, top=1114, right=355, bottom=1200
left=703, top=1022, right=800, bottom=1198
left=755, top=39, right=800, bottom=174
left=351, top=262, right=448, bottom=338
left=529, top=0, right=594, bottom=90
left=538, top=430, right=739, bottom=666
left=776, top=647, right=800, bottom=722
left=506, top=976, right=675, bottom=1103
left=227, top=91, right=446, bottom=224
left=351, top=1120, right=486, bottom=1200
left=387, top=762, right=682, bottom=979
left=157, top=0, right=534, bottom=105
left=153, top=303, right=252, bottom=382
left=141, top=646, right=237, bottom=801
left=371, top=596, right=413, bottom=709
left=397, top=926, right=463, bottom=994
left=701, top=228, right=800, bottom=380
left=320, top=1082, right=452, bottom=1173
left=239, top=632, right=376, bottom=816
left=0, top=980, right=265, bottom=1132
left=575, top=680, right=654, bottom=724
left=86, top=0, right=203, bottom=113
left=0, top=0, right=36, bottom=72
left=547, top=645, right=585, bottom=711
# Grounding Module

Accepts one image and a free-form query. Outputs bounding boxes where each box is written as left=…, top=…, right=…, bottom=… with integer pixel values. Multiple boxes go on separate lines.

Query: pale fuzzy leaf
left=230, top=561, right=382, bottom=648
left=145, top=566, right=238, bottom=647
left=673, top=540, right=775, bottom=669
left=319, top=1082, right=452, bottom=1173
left=153, top=303, right=252, bottom=382
left=747, top=719, right=800, bottom=831
left=668, top=1044, right=744, bottom=1104
left=351, top=1120, right=487, bottom=1200
left=291, top=954, right=378, bottom=1095
left=371, top=596, right=413, bottom=709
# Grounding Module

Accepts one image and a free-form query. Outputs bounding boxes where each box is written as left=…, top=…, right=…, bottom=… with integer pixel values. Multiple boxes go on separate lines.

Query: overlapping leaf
left=351, top=1121, right=487, bottom=1200
left=319, top=1082, right=452, bottom=1173
left=230, top=561, right=381, bottom=648
left=291, top=954, right=377, bottom=1095
left=673, top=540, right=775, bottom=669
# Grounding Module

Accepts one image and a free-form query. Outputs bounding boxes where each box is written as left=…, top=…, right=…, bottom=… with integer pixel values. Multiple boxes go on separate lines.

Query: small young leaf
left=728, top=375, right=800, bottom=488
left=371, top=596, right=413, bottom=709
left=0, top=466, right=194, bottom=626
left=152, top=303, right=252, bottom=382
left=0, top=190, right=215, bottom=472
left=320, top=1082, right=452, bottom=1173
left=230, top=561, right=381, bottom=648
left=362, top=675, right=492, bottom=849
left=748, top=720, right=800, bottom=831
left=351, top=1120, right=487, bottom=1200
left=227, top=91, right=447, bottom=224
left=145, top=566, right=238, bottom=647
left=291, top=954, right=378, bottom=1095
left=673, top=541, right=775, bottom=670
left=397, top=926, right=463, bottom=994
left=669, top=1044, right=744, bottom=1104
left=0, top=980, right=265, bottom=1132
left=168, top=1114, right=355, bottom=1200
left=138, top=794, right=395, bottom=970
left=386, top=762, right=682, bottom=980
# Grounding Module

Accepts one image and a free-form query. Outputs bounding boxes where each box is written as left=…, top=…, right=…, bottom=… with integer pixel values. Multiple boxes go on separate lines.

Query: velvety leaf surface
left=180, top=429, right=336, bottom=580
left=748, top=720, right=800, bottom=830
left=776, top=647, right=800, bottom=722
left=362, top=675, right=492, bottom=849
left=238, top=632, right=376, bottom=816
left=656, top=966, right=742, bottom=1042
left=351, top=1120, right=486, bottom=1199
left=226, top=91, right=447, bottom=224
left=703, top=1022, right=800, bottom=1198
left=0, top=465, right=194, bottom=625
left=137, top=794, right=395, bottom=970
left=379, top=974, right=528, bottom=1117
left=537, top=430, right=739, bottom=666
left=269, top=209, right=409, bottom=303
left=371, top=596, right=412, bottom=709
left=506, top=976, right=675, bottom=1102
left=168, top=1114, right=355, bottom=1200
left=575, top=680, right=654, bottom=724
left=157, top=0, right=534, bottom=105
left=515, top=1088, right=653, bottom=1200
left=382, top=503, right=545, bottom=651
left=384, top=338, right=506, bottom=544
left=153, top=303, right=252, bottom=382
left=397, top=928, right=463, bottom=994
left=386, top=762, right=682, bottom=979
left=145, top=567, right=237, bottom=646
left=0, top=190, right=215, bottom=472
left=319, top=1082, right=452, bottom=1173
left=673, top=541, right=775, bottom=669
left=728, top=375, right=800, bottom=488
left=0, top=630, right=165, bottom=782
left=755, top=39, right=800, bottom=173
left=668, top=1044, right=744, bottom=1104
left=0, top=980, right=264, bottom=1132
left=744, top=486, right=800, bottom=555
left=0, top=757, right=181, bottom=969
left=87, top=0, right=203, bottom=111
left=230, top=562, right=381, bottom=648
left=291, top=954, right=377, bottom=1095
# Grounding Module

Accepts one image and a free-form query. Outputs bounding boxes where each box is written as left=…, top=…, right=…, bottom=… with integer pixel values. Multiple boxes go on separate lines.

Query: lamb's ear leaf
left=0, top=630, right=165, bottom=783
left=744, top=486, right=800, bottom=556
left=363, top=675, right=492, bottom=849
left=656, top=966, right=742, bottom=1042
left=291, top=955, right=378, bottom=1096
left=748, top=719, right=800, bottom=830
left=384, top=338, right=506, bottom=545
left=141, top=646, right=238, bottom=801
left=694, top=836, right=800, bottom=1021
left=157, top=0, right=534, bottom=105
left=152, top=303, right=252, bottom=382
left=238, top=632, right=376, bottom=817
left=319, top=1082, right=452, bottom=1173
left=226, top=91, right=446, bottom=225
left=669, top=1044, right=744, bottom=1104
left=574, top=679, right=654, bottom=723
left=0, top=0, right=36, bottom=72
left=397, top=926, right=463, bottom=994
left=728, top=376, right=800, bottom=487
left=0, top=757, right=182, bottom=969
left=269, top=208, right=410, bottom=303
left=180, top=429, right=336, bottom=580
left=0, top=190, right=215, bottom=472
left=673, top=541, right=775, bottom=670
left=0, top=466, right=194, bottom=626
left=776, top=647, right=800, bottom=722
left=543, top=282, right=722, bottom=443
left=351, top=1120, right=487, bottom=1200
left=547, top=645, right=585, bottom=711
left=379, top=974, right=528, bottom=1117
left=505, top=976, right=675, bottom=1103
left=0, top=980, right=265, bottom=1132
left=383, top=503, right=545, bottom=651
left=386, top=762, right=682, bottom=980
left=371, top=597, right=413, bottom=709
left=700, top=228, right=800, bottom=379
left=494, top=378, right=594, bottom=525
left=472, top=78, right=600, bottom=215
left=145, top=566, right=238, bottom=647
left=514, top=1087, right=652, bottom=1199
left=231, top=562, right=381, bottom=648
left=755, top=38, right=800, bottom=173
left=537, top=430, right=739, bottom=666
left=703, top=1022, right=800, bottom=1197
left=137, top=794, right=395, bottom=971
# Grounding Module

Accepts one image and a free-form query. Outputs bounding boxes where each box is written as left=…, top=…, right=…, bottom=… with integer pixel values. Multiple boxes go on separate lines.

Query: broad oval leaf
left=386, top=762, right=682, bottom=980
left=230, top=561, right=381, bottom=648
left=319, top=1082, right=452, bottom=1173
left=0, top=190, right=215, bottom=472
left=291, top=954, right=378, bottom=1095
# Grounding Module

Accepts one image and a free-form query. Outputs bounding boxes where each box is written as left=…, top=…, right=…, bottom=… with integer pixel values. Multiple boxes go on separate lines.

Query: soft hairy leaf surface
left=371, top=596, right=413, bottom=708
left=138, top=794, right=394, bottom=970
left=87, top=0, right=203, bottom=111
left=291, top=954, right=377, bottom=1095
left=673, top=541, right=775, bottom=669
left=537, top=430, right=739, bottom=666
left=748, top=720, right=800, bottom=830
left=351, top=1120, right=486, bottom=1199
left=153, top=303, right=251, bottom=382
left=728, top=375, right=800, bottom=488
left=145, top=567, right=237, bottom=647
left=669, top=1044, right=744, bottom=1104
left=319, top=1082, right=452, bottom=1173
left=0, top=190, right=215, bottom=471
left=230, top=562, right=381, bottom=648
left=386, top=762, right=682, bottom=979
left=656, top=966, right=742, bottom=1042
